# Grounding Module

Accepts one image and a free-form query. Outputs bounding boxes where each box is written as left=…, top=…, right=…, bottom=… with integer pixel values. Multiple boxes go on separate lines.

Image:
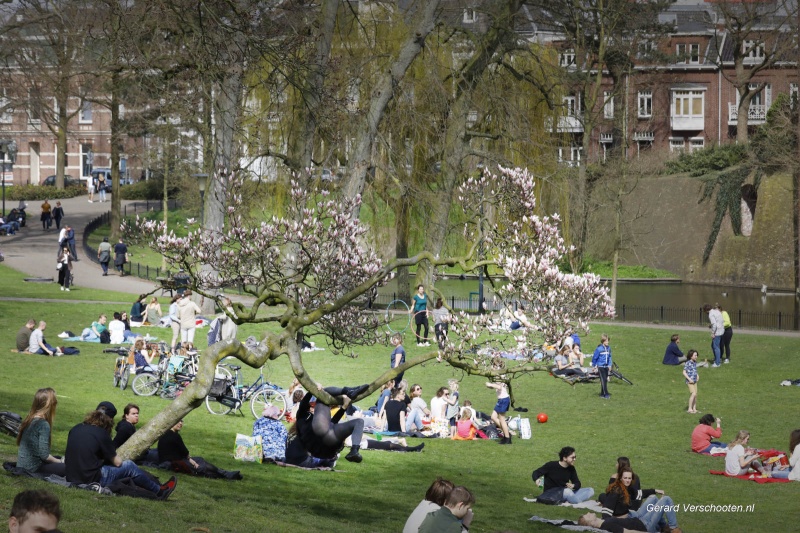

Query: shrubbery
left=664, top=144, right=748, bottom=176
left=4, top=184, right=86, bottom=201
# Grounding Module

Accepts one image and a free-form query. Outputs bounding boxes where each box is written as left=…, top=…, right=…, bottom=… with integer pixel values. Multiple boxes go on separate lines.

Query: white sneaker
left=723, top=359, right=729, bottom=364
left=60, top=286, right=64, bottom=291
left=711, top=363, right=720, bottom=368
left=88, top=200, right=93, bottom=203
left=65, top=288, right=70, bottom=291
left=423, top=342, right=430, bottom=346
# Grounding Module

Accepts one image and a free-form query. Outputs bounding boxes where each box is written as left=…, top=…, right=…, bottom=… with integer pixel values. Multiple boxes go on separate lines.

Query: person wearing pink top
left=691, top=414, right=724, bottom=453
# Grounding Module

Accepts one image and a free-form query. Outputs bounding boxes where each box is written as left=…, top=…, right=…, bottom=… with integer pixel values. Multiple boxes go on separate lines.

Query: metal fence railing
left=614, top=304, right=799, bottom=331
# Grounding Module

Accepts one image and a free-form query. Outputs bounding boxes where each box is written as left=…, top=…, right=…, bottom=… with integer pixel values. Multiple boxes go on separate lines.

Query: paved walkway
left=2, top=194, right=161, bottom=296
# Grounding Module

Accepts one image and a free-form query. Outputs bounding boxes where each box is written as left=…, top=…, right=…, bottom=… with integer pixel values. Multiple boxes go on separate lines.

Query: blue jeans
left=33, top=343, right=56, bottom=355
left=99, top=460, right=160, bottom=494
left=563, top=487, right=594, bottom=504
left=771, top=467, right=792, bottom=479
left=406, top=409, right=424, bottom=431
left=701, top=442, right=726, bottom=454
left=637, top=495, right=678, bottom=532
left=711, top=336, right=721, bottom=365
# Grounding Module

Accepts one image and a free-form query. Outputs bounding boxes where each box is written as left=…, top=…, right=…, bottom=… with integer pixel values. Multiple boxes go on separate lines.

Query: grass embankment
left=0, top=265, right=797, bottom=532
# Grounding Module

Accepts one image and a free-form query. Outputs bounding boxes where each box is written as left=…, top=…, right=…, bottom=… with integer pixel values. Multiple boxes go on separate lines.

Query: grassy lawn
left=1, top=264, right=798, bottom=532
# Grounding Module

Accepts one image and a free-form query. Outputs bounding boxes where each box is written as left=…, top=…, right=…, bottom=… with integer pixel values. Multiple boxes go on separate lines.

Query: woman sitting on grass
left=771, top=429, right=800, bottom=480
left=602, top=458, right=664, bottom=517
left=691, top=414, right=724, bottom=454
left=16, top=388, right=66, bottom=476
left=725, top=430, right=766, bottom=476
left=131, top=338, right=156, bottom=374
left=553, top=345, right=584, bottom=377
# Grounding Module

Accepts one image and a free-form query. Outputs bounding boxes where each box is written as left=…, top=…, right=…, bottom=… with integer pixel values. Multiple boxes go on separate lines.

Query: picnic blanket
left=524, top=497, right=604, bottom=512
left=528, top=515, right=606, bottom=532
left=264, top=459, right=334, bottom=471
left=709, top=470, right=792, bottom=483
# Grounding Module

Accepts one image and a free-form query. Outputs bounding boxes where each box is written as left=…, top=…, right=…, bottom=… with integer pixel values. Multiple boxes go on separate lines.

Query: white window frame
left=790, top=83, right=798, bottom=108
left=463, top=9, right=476, bottom=23
left=558, top=146, right=582, bottom=166
left=28, top=88, right=42, bottom=124
left=638, top=90, right=652, bottom=118
left=79, top=100, right=92, bottom=124
left=672, top=90, right=704, bottom=120
left=669, top=137, right=685, bottom=153
left=689, top=43, right=700, bottom=64
left=689, top=137, right=705, bottom=153
left=560, top=49, right=576, bottom=67
left=676, top=43, right=686, bottom=61
left=743, top=40, right=765, bottom=63
left=604, top=91, right=614, bottom=119
left=563, top=94, right=580, bottom=117
left=0, top=88, right=11, bottom=124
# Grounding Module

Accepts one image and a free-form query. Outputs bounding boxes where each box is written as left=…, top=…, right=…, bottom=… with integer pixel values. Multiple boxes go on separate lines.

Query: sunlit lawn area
left=1, top=264, right=798, bottom=532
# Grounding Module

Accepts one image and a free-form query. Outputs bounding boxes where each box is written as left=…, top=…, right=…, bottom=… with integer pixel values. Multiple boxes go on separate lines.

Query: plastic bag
left=233, top=433, right=263, bottom=463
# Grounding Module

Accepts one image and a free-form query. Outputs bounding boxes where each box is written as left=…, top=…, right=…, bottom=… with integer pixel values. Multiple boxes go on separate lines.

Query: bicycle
left=609, top=362, right=633, bottom=385
left=205, top=363, right=288, bottom=418
left=104, top=347, right=133, bottom=390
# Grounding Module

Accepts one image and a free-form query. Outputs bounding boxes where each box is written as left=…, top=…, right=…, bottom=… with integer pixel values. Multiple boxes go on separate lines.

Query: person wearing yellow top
left=40, top=199, right=52, bottom=230
left=718, top=304, right=733, bottom=364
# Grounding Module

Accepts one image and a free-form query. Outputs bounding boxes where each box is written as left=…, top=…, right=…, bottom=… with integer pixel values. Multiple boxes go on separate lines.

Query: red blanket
left=709, top=470, right=792, bottom=483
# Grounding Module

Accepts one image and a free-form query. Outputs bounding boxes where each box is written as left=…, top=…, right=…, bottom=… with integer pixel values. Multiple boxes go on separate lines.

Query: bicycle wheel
left=119, top=365, right=131, bottom=390
left=112, top=359, right=122, bottom=387
left=611, top=363, right=633, bottom=385
left=205, top=392, right=235, bottom=415
left=250, top=389, right=287, bottom=419
left=160, top=384, right=180, bottom=400
left=385, top=299, right=411, bottom=334
left=132, top=373, right=159, bottom=396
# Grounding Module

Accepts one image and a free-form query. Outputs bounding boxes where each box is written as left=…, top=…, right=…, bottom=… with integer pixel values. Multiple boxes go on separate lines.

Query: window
left=748, top=83, right=770, bottom=107
left=559, top=49, right=576, bottom=67
left=558, top=146, right=582, bottom=166
left=637, top=40, right=656, bottom=59
left=604, top=91, right=614, bottom=119
left=743, top=40, right=765, bottom=63
left=0, top=88, right=11, bottom=123
left=673, top=90, right=703, bottom=118
left=677, top=43, right=700, bottom=64
left=790, top=83, right=798, bottom=109
left=690, top=138, right=704, bottom=152
left=28, top=88, right=42, bottom=123
left=563, top=95, right=581, bottom=117
left=638, top=90, right=652, bottom=118
left=79, top=100, right=92, bottom=124
left=670, top=138, right=685, bottom=153
left=463, top=9, right=476, bottom=23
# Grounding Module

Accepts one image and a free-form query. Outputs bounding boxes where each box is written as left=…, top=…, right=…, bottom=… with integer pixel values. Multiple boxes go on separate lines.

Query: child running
left=682, top=349, right=699, bottom=413
left=486, top=380, right=511, bottom=444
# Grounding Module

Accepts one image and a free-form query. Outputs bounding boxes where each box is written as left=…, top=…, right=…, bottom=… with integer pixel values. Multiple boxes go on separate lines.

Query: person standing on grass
left=592, top=334, right=612, bottom=399
left=703, top=303, right=724, bottom=367
left=410, top=285, right=430, bottom=346
left=531, top=446, right=595, bottom=505
left=177, top=290, right=202, bottom=344
left=486, top=380, right=511, bottom=444
left=97, top=236, right=112, bottom=276
left=168, top=294, right=182, bottom=353
left=682, top=349, right=699, bottom=414
left=718, top=304, right=733, bottom=364
left=390, top=333, right=406, bottom=387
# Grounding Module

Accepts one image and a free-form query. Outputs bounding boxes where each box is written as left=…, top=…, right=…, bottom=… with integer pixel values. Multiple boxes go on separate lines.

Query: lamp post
left=0, top=140, right=17, bottom=217
left=193, top=173, right=208, bottom=227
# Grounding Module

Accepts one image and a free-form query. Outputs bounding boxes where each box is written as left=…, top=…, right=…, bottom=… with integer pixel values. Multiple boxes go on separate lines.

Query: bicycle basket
left=210, top=378, right=229, bottom=397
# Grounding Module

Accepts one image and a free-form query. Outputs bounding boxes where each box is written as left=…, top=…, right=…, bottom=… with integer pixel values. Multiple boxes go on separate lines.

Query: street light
left=0, top=140, right=17, bottom=217
left=193, top=173, right=208, bottom=227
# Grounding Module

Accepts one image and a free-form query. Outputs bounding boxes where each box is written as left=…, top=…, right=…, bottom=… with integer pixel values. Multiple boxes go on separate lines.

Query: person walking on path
left=113, top=238, right=128, bottom=276
left=57, top=246, right=74, bottom=291
left=703, top=304, right=724, bottom=367
left=56, top=226, right=67, bottom=256
left=66, top=225, right=78, bottom=260
left=52, top=201, right=64, bottom=230
left=97, top=236, right=112, bottom=275
left=40, top=199, right=52, bottom=230
left=97, top=173, right=107, bottom=202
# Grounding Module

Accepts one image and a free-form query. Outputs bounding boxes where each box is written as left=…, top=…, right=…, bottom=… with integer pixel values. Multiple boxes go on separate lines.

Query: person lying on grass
left=157, top=419, right=242, bottom=480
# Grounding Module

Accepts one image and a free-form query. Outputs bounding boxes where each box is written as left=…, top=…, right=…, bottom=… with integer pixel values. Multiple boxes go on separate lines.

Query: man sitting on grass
left=16, top=319, right=36, bottom=352
left=65, top=401, right=177, bottom=500
left=28, top=321, right=60, bottom=356
left=531, top=446, right=594, bottom=504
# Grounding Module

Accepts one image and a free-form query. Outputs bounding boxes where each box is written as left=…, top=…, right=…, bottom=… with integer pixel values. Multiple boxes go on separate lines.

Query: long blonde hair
left=17, top=388, right=57, bottom=446
left=728, top=430, right=750, bottom=449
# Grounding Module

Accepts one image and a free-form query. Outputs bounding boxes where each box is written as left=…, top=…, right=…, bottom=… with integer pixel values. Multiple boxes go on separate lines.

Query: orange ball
left=537, top=413, right=548, bottom=423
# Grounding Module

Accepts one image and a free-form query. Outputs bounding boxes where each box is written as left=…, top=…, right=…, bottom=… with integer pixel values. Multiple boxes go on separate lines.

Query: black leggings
left=415, top=313, right=429, bottom=343
left=301, top=388, right=364, bottom=458
left=721, top=327, right=733, bottom=360
left=598, top=367, right=609, bottom=396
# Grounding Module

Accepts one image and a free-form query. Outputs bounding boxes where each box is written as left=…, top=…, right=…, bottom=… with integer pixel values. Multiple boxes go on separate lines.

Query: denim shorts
left=494, top=397, right=510, bottom=414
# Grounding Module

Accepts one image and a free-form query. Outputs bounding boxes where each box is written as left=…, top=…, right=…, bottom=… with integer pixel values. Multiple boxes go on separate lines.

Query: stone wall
left=586, top=172, right=794, bottom=289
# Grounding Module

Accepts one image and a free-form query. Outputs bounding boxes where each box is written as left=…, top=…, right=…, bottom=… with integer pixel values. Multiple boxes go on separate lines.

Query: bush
left=4, top=184, right=86, bottom=201
left=119, top=179, right=170, bottom=200
left=664, top=144, right=748, bottom=177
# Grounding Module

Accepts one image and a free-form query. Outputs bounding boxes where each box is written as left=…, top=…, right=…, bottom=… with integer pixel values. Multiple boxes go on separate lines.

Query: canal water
left=378, top=278, right=799, bottom=330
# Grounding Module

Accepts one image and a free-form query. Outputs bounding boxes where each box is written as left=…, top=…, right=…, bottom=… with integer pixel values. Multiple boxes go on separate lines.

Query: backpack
left=0, top=411, right=22, bottom=437
left=99, top=330, right=111, bottom=344
left=61, top=347, right=80, bottom=355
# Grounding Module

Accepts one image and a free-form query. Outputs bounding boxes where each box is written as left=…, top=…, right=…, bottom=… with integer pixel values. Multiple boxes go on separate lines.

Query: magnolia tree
left=118, top=166, right=614, bottom=460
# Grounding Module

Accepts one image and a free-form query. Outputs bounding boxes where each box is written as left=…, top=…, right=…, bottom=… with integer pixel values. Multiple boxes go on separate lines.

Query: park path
left=2, top=194, right=164, bottom=296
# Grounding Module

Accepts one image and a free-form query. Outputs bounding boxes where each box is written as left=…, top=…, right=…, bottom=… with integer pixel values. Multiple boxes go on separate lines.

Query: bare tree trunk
left=395, top=192, right=411, bottom=303
left=736, top=88, right=753, bottom=144
left=341, top=0, right=441, bottom=206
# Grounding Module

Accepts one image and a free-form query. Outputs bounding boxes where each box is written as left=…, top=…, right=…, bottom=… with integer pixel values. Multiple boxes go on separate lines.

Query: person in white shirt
left=108, top=313, right=126, bottom=345
left=725, top=430, right=765, bottom=476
